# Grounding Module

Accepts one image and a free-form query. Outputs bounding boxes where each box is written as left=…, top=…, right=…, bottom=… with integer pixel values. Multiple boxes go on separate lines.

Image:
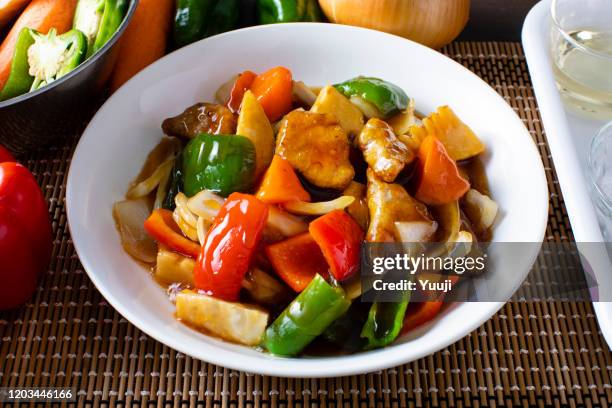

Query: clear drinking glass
left=550, top=0, right=612, bottom=120
left=588, top=122, right=612, bottom=241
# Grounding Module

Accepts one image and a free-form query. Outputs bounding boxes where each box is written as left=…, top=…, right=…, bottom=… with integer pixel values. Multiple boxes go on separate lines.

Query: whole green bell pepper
left=73, top=0, right=128, bottom=57
left=182, top=134, right=256, bottom=197
left=174, top=0, right=240, bottom=48
left=263, top=274, right=351, bottom=356
left=257, top=0, right=323, bottom=24
left=334, top=76, right=410, bottom=119
left=0, top=28, right=36, bottom=101
left=361, top=294, right=410, bottom=349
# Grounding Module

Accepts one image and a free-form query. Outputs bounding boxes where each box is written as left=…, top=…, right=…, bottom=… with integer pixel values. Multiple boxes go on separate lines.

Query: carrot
left=109, top=0, right=173, bottom=92
left=415, top=135, right=470, bottom=205
left=256, top=155, right=310, bottom=204
left=0, top=0, right=77, bottom=90
left=265, top=232, right=329, bottom=292
left=227, top=70, right=256, bottom=113
left=0, top=0, right=31, bottom=29
left=250, top=66, right=293, bottom=122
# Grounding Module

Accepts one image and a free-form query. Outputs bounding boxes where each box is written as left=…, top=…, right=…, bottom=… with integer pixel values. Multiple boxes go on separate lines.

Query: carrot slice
left=227, top=70, right=257, bottom=113
left=256, top=155, right=310, bottom=204
left=0, top=0, right=31, bottom=29
left=265, top=232, right=329, bottom=292
left=0, top=0, right=77, bottom=90
left=414, top=135, right=470, bottom=205
left=110, top=0, right=173, bottom=92
left=250, top=66, right=293, bottom=122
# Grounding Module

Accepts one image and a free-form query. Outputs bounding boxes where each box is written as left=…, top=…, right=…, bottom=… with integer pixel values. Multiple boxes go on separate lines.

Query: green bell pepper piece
left=0, top=28, right=36, bottom=101
left=182, top=133, right=256, bottom=197
left=263, top=274, right=351, bottom=356
left=361, top=293, right=410, bottom=349
left=163, top=151, right=184, bottom=211
left=25, top=28, right=88, bottom=91
left=174, top=0, right=239, bottom=48
left=73, top=0, right=128, bottom=58
left=334, top=76, right=410, bottom=119
left=257, top=0, right=323, bottom=24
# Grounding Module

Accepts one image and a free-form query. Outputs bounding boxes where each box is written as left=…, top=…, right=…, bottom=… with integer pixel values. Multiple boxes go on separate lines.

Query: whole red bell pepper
left=309, top=210, right=364, bottom=282
left=194, top=193, right=269, bottom=301
left=0, top=146, right=53, bottom=310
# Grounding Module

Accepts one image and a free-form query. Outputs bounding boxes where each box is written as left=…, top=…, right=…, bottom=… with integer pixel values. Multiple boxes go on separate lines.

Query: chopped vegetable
left=143, top=208, right=200, bottom=258
left=401, top=301, right=443, bottom=334
left=236, top=90, right=275, bottom=178
left=394, top=220, right=437, bottom=243
left=194, top=193, right=268, bottom=301
left=162, top=103, right=237, bottom=139
left=358, top=118, right=413, bottom=182
left=173, top=192, right=199, bottom=241
left=266, top=205, right=309, bottom=237
left=0, top=28, right=35, bottom=101
left=431, top=201, right=460, bottom=243
left=361, top=297, right=409, bottom=349
left=263, top=274, right=350, bottom=356
left=73, top=0, right=128, bottom=58
left=387, top=100, right=417, bottom=136
left=182, top=133, right=256, bottom=197
left=309, top=210, right=364, bottom=282
left=311, top=85, right=364, bottom=138
left=292, top=80, right=318, bottom=108
left=155, top=246, right=196, bottom=286
left=242, top=268, right=287, bottom=305
left=257, top=0, right=323, bottom=23
left=227, top=70, right=256, bottom=112
left=414, top=135, right=470, bottom=205
left=250, top=66, right=293, bottom=122
left=276, top=110, right=354, bottom=189
left=411, top=106, right=485, bottom=161
left=176, top=290, right=269, bottom=346
left=186, top=189, right=225, bottom=222
left=343, top=181, right=369, bottom=231
left=283, top=195, right=354, bottom=215
left=265, top=232, right=329, bottom=292
left=126, top=157, right=174, bottom=199
left=110, top=0, right=174, bottom=91
left=256, top=155, right=310, bottom=204
left=162, top=152, right=183, bottom=210
left=334, top=76, right=409, bottom=119
left=0, top=0, right=78, bottom=90
left=113, top=199, right=158, bottom=263
left=366, top=169, right=431, bottom=242
left=462, top=188, right=498, bottom=233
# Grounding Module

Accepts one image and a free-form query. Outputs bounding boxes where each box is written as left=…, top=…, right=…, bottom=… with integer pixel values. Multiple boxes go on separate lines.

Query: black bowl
left=0, top=0, right=139, bottom=155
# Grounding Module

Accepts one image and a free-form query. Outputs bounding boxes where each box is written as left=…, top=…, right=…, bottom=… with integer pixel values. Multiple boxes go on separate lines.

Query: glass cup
left=588, top=122, right=612, bottom=241
left=550, top=0, right=612, bottom=120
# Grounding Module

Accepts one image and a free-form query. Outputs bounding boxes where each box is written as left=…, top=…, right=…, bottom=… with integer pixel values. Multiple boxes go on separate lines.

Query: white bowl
left=66, top=23, right=548, bottom=378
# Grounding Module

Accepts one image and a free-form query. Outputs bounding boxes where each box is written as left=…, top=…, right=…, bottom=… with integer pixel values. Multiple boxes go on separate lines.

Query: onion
left=267, top=205, right=309, bottom=237
left=126, top=158, right=174, bottom=199
left=319, top=0, right=470, bottom=49
left=463, top=189, right=498, bottom=231
left=172, top=208, right=199, bottom=242
left=349, top=96, right=383, bottom=119
left=394, top=220, right=437, bottom=243
left=283, top=196, right=355, bottom=216
left=187, top=190, right=225, bottom=222
left=196, top=217, right=209, bottom=245
left=215, top=74, right=237, bottom=104
left=113, top=199, right=158, bottom=263
left=292, top=81, right=318, bottom=108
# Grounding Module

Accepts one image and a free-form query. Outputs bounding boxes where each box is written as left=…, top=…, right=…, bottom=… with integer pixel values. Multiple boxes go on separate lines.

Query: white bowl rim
left=66, top=23, right=549, bottom=378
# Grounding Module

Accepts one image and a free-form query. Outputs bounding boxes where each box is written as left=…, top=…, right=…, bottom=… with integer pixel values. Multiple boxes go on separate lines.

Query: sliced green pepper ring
left=334, top=76, right=410, bottom=119
left=73, top=0, right=128, bottom=57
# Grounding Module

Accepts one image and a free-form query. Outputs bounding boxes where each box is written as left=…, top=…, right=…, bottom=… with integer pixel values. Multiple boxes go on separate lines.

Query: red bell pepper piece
left=144, top=209, right=201, bottom=258
left=256, top=155, right=310, bottom=204
left=227, top=70, right=257, bottom=113
left=309, top=210, right=364, bottom=282
left=265, top=232, right=329, bottom=292
left=0, top=160, right=52, bottom=310
left=194, top=193, right=268, bottom=301
left=0, top=145, right=15, bottom=163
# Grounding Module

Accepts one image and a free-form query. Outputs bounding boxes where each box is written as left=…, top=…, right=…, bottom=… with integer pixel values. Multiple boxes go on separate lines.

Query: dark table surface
left=461, top=0, right=540, bottom=41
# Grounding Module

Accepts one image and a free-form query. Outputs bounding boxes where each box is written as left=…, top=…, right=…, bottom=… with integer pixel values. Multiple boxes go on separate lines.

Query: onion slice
left=113, top=199, right=158, bottom=263
left=283, top=196, right=355, bottom=216
left=267, top=205, right=309, bottom=237
left=126, top=158, right=174, bottom=199
left=187, top=190, right=225, bottom=222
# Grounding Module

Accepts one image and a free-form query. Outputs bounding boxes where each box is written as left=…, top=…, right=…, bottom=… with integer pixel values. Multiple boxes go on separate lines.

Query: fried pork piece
left=366, top=169, right=431, bottom=242
left=162, top=103, right=237, bottom=139
left=276, top=110, right=354, bottom=189
left=358, top=118, right=414, bottom=183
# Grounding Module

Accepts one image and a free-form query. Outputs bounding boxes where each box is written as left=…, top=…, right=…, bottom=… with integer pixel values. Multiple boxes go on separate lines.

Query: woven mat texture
left=1, top=42, right=611, bottom=408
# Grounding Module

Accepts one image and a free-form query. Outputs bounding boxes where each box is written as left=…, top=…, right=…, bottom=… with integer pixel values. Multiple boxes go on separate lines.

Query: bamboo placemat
left=1, top=42, right=611, bottom=408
